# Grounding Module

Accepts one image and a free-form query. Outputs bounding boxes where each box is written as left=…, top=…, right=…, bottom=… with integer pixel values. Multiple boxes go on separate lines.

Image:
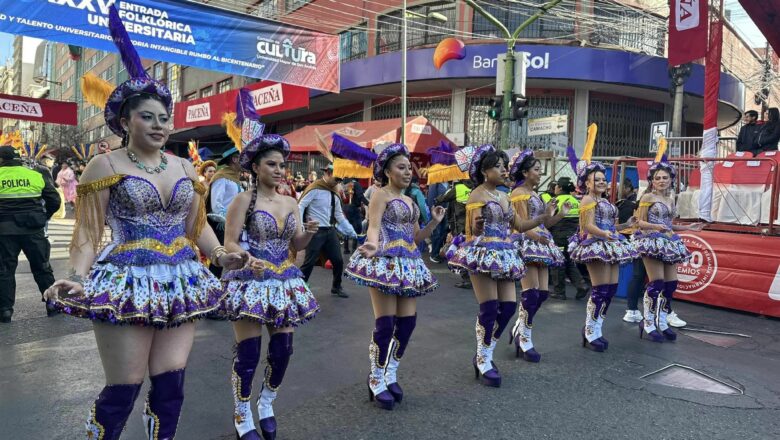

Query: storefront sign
left=527, top=114, right=568, bottom=136
left=0, top=93, right=78, bottom=125
left=0, top=0, right=340, bottom=92
left=677, top=231, right=780, bottom=317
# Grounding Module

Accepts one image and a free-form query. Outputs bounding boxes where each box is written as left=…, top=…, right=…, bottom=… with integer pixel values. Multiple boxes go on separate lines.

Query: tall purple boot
left=85, top=383, right=142, bottom=440
left=368, top=316, right=396, bottom=410
left=640, top=280, right=665, bottom=343
left=143, top=368, right=186, bottom=440
left=474, top=300, right=501, bottom=387
left=596, top=284, right=619, bottom=349
left=510, top=289, right=541, bottom=362
left=232, top=337, right=262, bottom=440
left=385, top=315, right=416, bottom=403
left=258, top=332, right=293, bottom=440
left=583, top=285, right=607, bottom=352
left=495, top=301, right=517, bottom=341
left=659, top=281, right=678, bottom=341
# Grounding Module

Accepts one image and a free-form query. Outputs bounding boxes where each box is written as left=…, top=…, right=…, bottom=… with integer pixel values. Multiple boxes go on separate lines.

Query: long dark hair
left=379, top=152, right=408, bottom=186
left=473, top=150, right=509, bottom=185
left=510, top=156, right=540, bottom=186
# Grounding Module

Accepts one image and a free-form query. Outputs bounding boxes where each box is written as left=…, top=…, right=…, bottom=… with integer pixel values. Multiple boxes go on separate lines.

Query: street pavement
left=1, top=236, right=779, bottom=439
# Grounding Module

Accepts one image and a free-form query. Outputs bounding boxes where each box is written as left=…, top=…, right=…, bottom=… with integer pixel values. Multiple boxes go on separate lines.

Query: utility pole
left=669, top=63, right=691, bottom=137
left=464, top=0, right=563, bottom=150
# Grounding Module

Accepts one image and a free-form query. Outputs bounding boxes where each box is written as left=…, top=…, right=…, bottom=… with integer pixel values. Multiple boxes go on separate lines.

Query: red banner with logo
left=668, top=0, right=709, bottom=66
left=0, top=94, right=78, bottom=126
left=173, top=81, right=309, bottom=130
left=703, top=20, right=722, bottom=129
left=676, top=231, right=780, bottom=317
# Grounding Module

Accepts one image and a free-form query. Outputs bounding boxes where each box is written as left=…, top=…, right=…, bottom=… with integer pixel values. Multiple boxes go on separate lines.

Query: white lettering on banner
left=411, top=123, right=432, bottom=135
left=674, top=0, right=700, bottom=31
left=527, top=114, right=567, bottom=136
left=256, top=38, right=317, bottom=68
left=473, top=52, right=549, bottom=71
left=335, top=127, right=365, bottom=137
left=185, top=102, right=211, bottom=123
left=0, top=99, right=43, bottom=118
left=251, top=83, right=284, bottom=111
left=677, top=234, right=717, bottom=294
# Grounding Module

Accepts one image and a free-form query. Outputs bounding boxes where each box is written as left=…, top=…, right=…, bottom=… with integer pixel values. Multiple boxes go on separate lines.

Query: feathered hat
left=426, top=141, right=468, bottom=184
left=71, top=143, right=97, bottom=162
left=20, top=143, right=48, bottom=162
left=571, top=123, right=606, bottom=192
left=462, top=144, right=496, bottom=183
left=647, top=137, right=676, bottom=182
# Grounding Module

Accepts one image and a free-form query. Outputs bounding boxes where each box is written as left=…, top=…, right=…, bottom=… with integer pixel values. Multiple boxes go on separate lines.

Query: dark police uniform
left=0, top=147, right=61, bottom=322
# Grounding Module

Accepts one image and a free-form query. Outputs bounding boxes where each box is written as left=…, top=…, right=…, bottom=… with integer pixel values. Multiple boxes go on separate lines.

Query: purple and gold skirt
left=345, top=254, right=438, bottom=297
left=516, top=231, right=565, bottom=267
left=56, top=260, right=224, bottom=328
left=447, top=236, right=526, bottom=281
left=568, top=234, right=638, bottom=265
left=632, top=231, right=691, bottom=264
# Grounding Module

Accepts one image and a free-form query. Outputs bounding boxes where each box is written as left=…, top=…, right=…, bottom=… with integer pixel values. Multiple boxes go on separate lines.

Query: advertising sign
left=527, top=114, right=568, bottom=137
left=0, top=0, right=340, bottom=92
left=0, top=93, right=78, bottom=125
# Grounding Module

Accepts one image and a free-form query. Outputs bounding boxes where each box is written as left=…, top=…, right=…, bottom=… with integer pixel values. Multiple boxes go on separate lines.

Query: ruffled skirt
left=632, top=231, right=691, bottom=264
left=517, top=231, right=565, bottom=267
left=221, top=274, right=319, bottom=327
left=447, top=236, right=526, bottom=281
left=568, top=234, right=638, bottom=265
left=56, top=260, right=224, bottom=328
left=345, top=254, right=438, bottom=296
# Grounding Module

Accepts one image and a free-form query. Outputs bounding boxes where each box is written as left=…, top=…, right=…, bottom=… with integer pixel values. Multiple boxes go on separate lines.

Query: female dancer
left=633, top=157, right=699, bottom=342
left=43, top=7, right=247, bottom=439
left=569, top=161, right=637, bottom=352
left=508, top=150, right=569, bottom=362
left=222, top=130, right=321, bottom=438
left=345, top=144, right=444, bottom=410
left=447, top=145, right=551, bottom=387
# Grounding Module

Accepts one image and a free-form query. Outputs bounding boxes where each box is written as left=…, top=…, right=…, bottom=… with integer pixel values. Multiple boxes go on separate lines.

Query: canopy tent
left=739, top=1, right=780, bottom=55
left=283, top=116, right=453, bottom=153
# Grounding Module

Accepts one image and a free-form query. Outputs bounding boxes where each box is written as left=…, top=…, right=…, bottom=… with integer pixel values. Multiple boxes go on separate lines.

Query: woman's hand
left=559, top=201, right=572, bottom=216
left=219, top=250, right=249, bottom=270
left=431, top=206, right=447, bottom=223
left=302, top=218, right=319, bottom=234
left=537, top=235, right=550, bottom=245
left=44, top=279, right=84, bottom=302
left=357, top=242, right=378, bottom=258
left=246, top=256, right=265, bottom=273
left=545, top=200, right=557, bottom=217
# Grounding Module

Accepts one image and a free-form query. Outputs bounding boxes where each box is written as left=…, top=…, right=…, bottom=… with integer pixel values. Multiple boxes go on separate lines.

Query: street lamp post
left=464, top=0, right=563, bottom=150
left=400, top=4, right=448, bottom=144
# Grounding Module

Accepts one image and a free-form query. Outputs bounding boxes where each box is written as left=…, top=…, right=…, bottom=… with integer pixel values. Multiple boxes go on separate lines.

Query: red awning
left=173, top=80, right=309, bottom=130
left=284, top=116, right=452, bottom=154
left=739, top=0, right=780, bottom=55
left=0, top=94, right=78, bottom=126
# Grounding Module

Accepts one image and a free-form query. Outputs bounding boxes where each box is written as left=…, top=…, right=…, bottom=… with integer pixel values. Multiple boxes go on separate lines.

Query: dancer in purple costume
left=447, top=145, right=550, bottom=387
left=43, top=7, right=248, bottom=439
left=508, top=150, right=570, bottom=362
left=569, top=162, right=637, bottom=352
left=221, top=90, right=321, bottom=439
left=634, top=156, right=702, bottom=343
left=345, top=144, right=445, bottom=410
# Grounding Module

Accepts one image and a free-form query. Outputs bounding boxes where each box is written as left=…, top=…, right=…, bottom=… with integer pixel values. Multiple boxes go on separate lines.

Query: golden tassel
left=426, top=164, right=468, bottom=184
left=582, top=123, right=598, bottom=164
left=80, top=73, right=114, bottom=109
left=189, top=180, right=208, bottom=242
left=222, top=112, right=242, bottom=151
left=70, top=175, right=124, bottom=253
left=654, top=137, right=668, bottom=163
left=333, top=158, right=373, bottom=178
left=465, top=202, right=485, bottom=239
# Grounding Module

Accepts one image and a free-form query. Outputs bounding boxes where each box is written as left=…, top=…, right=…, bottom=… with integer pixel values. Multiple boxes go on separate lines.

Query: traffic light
left=487, top=97, right=502, bottom=120
left=511, top=94, right=528, bottom=120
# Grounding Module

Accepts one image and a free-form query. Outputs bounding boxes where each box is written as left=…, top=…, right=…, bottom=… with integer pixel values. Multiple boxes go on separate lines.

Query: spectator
left=427, top=180, right=449, bottom=263
left=540, top=180, right=556, bottom=203
left=55, top=161, right=78, bottom=210
left=436, top=178, right=474, bottom=288
left=342, top=178, right=367, bottom=254
left=736, top=110, right=760, bottom=153
left=548, top=177, right=590, bottom=300
left=206, top=147, right=243, bottom=277
left=753, top=107, right=780, bottom=156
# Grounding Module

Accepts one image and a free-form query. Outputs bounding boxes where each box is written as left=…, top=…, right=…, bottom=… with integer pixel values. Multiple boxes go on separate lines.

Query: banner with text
left=667, top=0, right=708, bottom=66
left=0, top=0, right=339, bottom=93
left=0, top=93, right=78, bottom=125
left=527, top=114, right=567, bottom=137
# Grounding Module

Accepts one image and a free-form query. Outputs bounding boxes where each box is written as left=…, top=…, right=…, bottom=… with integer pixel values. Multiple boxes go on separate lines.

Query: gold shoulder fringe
left=465, top=202, right=486, bottom=238
left=509, top=194, right=531, bottom=203
left=188, top=178, right=208, bottom=242
left=71, top=174, right=125, bottom=253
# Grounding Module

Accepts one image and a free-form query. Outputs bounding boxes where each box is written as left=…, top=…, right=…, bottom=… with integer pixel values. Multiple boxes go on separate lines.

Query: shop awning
left=173, top=80, right=310, bottom=130
left=739, top=0, right=780, bottom=55
left=284, top=116, right=452, bottom=154
left=0, top=94, right=78, bottom=126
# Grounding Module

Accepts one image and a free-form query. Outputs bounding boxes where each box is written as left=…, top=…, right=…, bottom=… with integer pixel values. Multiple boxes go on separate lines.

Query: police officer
left=0, top=146, right=61, bottom=323
left=548, top=177, right=590, bottom=300
left=436, top=178, right=474, bottom=288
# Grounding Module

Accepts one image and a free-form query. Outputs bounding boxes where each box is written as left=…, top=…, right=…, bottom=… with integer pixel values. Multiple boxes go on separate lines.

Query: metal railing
left=665, top=136, right=737, bottom=159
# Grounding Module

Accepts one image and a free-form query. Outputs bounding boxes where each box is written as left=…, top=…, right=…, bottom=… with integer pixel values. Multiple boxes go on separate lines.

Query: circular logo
left=677, top=234, right=718, bottom=294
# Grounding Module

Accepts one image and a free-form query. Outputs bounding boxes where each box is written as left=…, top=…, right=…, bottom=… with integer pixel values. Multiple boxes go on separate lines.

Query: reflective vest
left=556, top=194, right=580, bottom=217
left=0, top=165, right=44, bottom=199
left=540, top=192, right=553, bottom=204
left=455, top=183, right=471, bottom=203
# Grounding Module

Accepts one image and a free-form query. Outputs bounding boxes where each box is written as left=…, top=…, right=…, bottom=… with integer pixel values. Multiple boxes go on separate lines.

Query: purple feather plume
left=566, top=145, right=579, bottom=173
left=235, top=88, right=259, bottom=126
left=108, top=6, right=146, bottom=80
left=428, top=140, right=457, bottom=165
left=331, top=134, right=377, bottom=167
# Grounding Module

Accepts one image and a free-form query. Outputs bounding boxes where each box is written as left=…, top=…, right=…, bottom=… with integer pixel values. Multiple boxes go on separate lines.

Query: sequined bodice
left=594, top=199, right=618, bottom=231
left=378, top=199, right=419, bottom=258
left=482, top=201, right=513, bottom=239
left=246, top=211, right=297, bottom=264
left=103, top=176, right=196, bottom=265
left=527, top=193, right=549, bottom=232
left=647, top=202, right=673, bottom=229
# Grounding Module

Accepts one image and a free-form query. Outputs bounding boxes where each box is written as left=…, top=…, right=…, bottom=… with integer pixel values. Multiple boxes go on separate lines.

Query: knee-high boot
left=510, top=289, right=541, bottom=362
left=385, top=315, right=416, bottom=403
left=143, top=369, right=186, bottom=440
left=595, top=284, right=618, bottom=349
left=494, top=301, right=517, bottom=341
left=86, top=383, right=142, bottom=440
left=583, top=285, right=607, bottom=352
left=232, top=337, right=262, bottom=440
left=367, top=316, right=395, bottom=410
left=474, top=300, right=500, bottom=387
left=258, top=333, right=293, bottom=440
left=659, top=281, right=678, bottom=341
left=641, top=280, right=665, bottom=342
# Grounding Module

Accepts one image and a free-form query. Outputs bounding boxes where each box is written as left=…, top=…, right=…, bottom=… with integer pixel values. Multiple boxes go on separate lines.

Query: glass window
left=168, top=64, right=181, bottom=104
left=376, top=2, right=457, bottom=54
left=592, top=2, right=665, bottom=56
left=588, top=95, right=664, bottom=157
left=340, top=26, right=368, bottom=62
left=217, top=78, right=232, bottom=94
left=154, top=62, right=164, bottom=80
left=183, top=92, right=197, bottom=102
left=200, top=86, right=213, bottom=98
left=100, top=66, right=114, bottom=81
left=472, top=0, right=575, bottom=40
left=285, top=0, right=311, bottom=12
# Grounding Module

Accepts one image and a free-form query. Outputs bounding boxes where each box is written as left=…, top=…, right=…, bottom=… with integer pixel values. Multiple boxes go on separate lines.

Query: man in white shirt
left=298, top=164, right=358, bottom=298
left=206, top=146, right=243, bottom=277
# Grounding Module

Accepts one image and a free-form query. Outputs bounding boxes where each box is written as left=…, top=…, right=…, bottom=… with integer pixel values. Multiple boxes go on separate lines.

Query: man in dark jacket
left=736, top=110, right=760, bottom=154
left=0, top=146, right=61, bottom=322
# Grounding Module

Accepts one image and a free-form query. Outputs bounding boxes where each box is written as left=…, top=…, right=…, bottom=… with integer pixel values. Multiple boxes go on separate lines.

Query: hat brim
left=104, top=78, right=173, bottom=137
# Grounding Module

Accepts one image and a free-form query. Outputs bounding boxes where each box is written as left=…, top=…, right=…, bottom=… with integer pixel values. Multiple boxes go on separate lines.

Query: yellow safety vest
left=455, top=183, right=471, bottom=203
left=556, top=194, right=580, bottom=217
left=540, top=193, right=553, bottom=203
left=0, top=165, right=44, bottom=199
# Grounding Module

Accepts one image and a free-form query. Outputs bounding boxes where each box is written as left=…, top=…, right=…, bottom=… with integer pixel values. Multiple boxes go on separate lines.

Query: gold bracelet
left=211, top=246, right=227, bottom=267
